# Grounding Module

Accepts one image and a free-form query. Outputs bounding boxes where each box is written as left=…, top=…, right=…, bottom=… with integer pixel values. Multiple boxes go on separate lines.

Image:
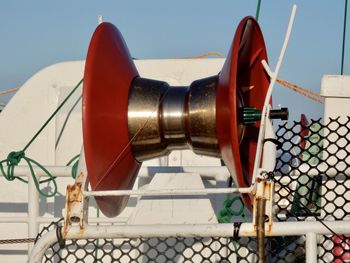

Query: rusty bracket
left=62, top=153, right=90, bottom=237
left=254, top=170, right=274, bottom=230
left=252, top=172, right=275, bottom=263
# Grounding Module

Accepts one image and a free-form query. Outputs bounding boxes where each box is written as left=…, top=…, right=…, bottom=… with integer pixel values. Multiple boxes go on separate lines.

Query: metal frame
left=29, top=221, right=350, bottom=262
left=26, top=105, right=279, bottom=262
left=0, top=165, right=243, bottom=257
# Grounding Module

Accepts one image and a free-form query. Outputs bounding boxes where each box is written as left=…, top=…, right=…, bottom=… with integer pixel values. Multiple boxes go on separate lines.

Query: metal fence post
left=306, top=232, right=317, bottom=263
left=28, top=174, right=40, bottom=253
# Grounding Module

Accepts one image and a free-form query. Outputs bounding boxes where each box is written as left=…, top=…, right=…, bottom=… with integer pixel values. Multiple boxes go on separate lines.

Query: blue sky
left=0, top=1, right=348, bottom=120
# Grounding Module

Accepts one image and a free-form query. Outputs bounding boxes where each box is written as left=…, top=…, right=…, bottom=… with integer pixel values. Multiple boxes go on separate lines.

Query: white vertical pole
left=261, top=116, right=276, bottom=172
left=28, top=175, right=39, bottom=253
left=306, top=232, right=318, bottom=263
left=252, top=5, right=297, bottom=183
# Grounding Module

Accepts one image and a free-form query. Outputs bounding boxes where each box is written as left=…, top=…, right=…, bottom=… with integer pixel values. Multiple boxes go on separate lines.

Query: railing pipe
left=29, top=220, right=350, bottom=262
left=306, top=232, right=318, bottom=263
left=84, top=187, right=251, bottom=197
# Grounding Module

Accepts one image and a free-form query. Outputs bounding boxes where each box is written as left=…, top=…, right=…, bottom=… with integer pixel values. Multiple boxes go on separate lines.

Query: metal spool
left=83, top=17, right=270, bottom=217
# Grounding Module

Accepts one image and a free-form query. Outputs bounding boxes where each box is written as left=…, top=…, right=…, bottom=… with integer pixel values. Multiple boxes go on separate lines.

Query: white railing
left=0, top=165, right=232, bottom=258
left=29, top=220, right=350, bottom=263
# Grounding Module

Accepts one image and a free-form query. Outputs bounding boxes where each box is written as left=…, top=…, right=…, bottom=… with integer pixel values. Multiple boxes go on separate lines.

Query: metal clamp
left=233, top=222, right=242, bottom=240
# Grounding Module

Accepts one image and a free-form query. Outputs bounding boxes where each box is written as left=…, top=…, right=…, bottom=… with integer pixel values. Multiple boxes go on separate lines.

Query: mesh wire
left=274, top=117, right=350, bottom=221
left=37, top=118, right=350, bottom=262
left=40, top=233, right=306, bottom=263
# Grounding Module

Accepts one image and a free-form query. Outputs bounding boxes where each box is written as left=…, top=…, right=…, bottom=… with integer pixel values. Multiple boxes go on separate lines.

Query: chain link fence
left=36, top=118, right=350, bottom=262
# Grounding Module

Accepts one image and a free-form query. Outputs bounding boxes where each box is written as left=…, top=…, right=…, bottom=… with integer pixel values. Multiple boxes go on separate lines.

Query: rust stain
left=63, top=173, right=85, bottom=237
left=252, top=181, right=275, bottom=237
left=252, top=196, right=257, bottom=206
left=75, top=172, right=85, bottom=183
left=67, top=183, right=82, bottom=202
left=264, top=182, right=271, bottom=200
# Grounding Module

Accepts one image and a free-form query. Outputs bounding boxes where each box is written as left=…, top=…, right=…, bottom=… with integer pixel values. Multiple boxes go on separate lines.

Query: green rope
left=341, top=0, right=348, bottom=75
left=217, top=196, right=245, bottom=256
left=255, top=0, right=262, bottom=21
left=217, top=196, right=245, bottom=223
left=71, top=159, right=79, bottom=179
left=0, top=78, right=83, bottom=197
left=66, top=154, right=80, bottom=166
left=66, top=154, right=80, bottom=179
left=23, top=78, right=83, bottom=152
left=39, top=154, right=80, bottom=185
left=0, top=151, right=57, bottom=197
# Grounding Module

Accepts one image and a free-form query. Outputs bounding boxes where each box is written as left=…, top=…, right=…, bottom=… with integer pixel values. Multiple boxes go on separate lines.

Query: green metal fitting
left=242, top=107, right=262, bottom=125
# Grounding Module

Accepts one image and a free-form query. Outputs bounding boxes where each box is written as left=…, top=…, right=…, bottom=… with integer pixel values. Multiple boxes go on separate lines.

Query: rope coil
left=0, top=151, right=57, bottom=197
left=218, top=196, right=245, bottom=223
